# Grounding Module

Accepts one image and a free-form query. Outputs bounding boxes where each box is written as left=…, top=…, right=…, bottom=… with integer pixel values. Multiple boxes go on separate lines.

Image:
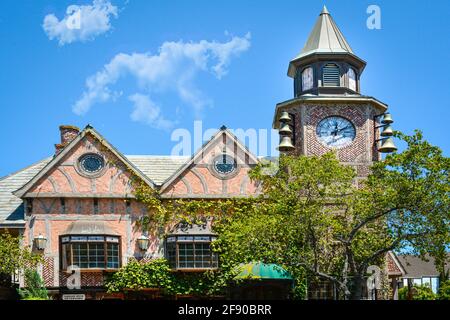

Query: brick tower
left=273, top=6, right=396, bottom=178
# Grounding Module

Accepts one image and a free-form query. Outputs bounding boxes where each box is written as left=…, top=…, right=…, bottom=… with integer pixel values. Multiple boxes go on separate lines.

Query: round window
left=213, top=154, right=236, bottom=175
left=79, top=153, right=105, bottom=174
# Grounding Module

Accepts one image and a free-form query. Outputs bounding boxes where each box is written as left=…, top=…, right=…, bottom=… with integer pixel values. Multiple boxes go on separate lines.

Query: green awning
left=234, top=262, right=293, bottom=280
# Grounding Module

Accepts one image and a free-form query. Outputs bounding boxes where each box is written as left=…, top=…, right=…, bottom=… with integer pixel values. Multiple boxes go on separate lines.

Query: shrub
left=17, top=269, right=49, bottom=300
left=399, top=283, right=436, bottom=300
left=438, top=280, right=450, bottom=300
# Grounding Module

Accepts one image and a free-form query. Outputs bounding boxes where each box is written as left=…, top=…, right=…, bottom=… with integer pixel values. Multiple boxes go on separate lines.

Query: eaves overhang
left=272, top=95, right=388, bottom=129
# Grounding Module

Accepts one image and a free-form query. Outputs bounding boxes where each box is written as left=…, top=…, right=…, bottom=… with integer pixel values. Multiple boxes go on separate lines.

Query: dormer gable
left=160, top=126, right=260, bottom=198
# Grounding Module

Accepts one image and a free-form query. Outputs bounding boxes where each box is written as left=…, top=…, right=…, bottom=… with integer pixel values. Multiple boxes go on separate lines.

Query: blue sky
left=1, top=0, right=449, bottom=177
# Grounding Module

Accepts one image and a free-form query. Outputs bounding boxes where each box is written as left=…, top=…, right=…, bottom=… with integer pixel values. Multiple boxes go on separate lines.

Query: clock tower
left=274, top=6, right=397, bottom=178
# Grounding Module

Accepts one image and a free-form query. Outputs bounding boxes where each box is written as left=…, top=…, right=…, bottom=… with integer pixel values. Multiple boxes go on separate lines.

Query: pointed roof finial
left=321, top=5, right=329, bottom=15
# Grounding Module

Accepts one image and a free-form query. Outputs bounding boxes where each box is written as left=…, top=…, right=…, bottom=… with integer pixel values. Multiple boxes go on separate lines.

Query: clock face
left=316, top=116, right=356, bottom=148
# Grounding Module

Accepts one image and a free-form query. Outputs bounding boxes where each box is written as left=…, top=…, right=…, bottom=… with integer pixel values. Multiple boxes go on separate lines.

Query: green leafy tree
left=17, top=269, right=49, bottom=300
left=128, top=130, right=448, bottom=300
left=0, top=232, right=42, bottom=285
left=229, top=130, right=450, bottom=300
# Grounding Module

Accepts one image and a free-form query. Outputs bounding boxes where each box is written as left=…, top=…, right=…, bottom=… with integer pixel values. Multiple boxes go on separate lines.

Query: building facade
left=0, top=7, right=399, bottom=299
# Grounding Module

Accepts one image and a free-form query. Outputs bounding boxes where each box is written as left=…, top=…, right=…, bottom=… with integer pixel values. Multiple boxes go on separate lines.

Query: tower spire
left=287, top=6, right=366, bottom=78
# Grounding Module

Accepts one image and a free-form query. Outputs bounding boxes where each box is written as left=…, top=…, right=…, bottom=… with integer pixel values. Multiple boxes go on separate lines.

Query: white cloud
left=128, top=93, right=174, bottom=130
left=43, top=0, right=118, bottom=45
left=73, top=33, right=251, bottom=128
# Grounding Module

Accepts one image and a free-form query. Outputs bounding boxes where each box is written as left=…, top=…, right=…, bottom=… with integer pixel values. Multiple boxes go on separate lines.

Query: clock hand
left=337, top=125, right=351, bottom=131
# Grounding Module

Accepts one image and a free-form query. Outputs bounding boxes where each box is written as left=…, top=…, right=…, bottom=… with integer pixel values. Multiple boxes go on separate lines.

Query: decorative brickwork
left=286, top=102, right=380, bottom=178
left=59, top=271, right=104, bottom=288
left=386, top=253, right=403, bottom=276
left=305, top=104, right=370, bottom=162
left=42, top=256, right=55, bottom=287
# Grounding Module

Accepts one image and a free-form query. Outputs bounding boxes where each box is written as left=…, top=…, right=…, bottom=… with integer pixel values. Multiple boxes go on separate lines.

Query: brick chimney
left=55, top=125, right=80, bottom=155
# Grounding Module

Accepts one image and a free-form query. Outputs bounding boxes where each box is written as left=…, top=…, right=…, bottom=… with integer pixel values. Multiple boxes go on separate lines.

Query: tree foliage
left=240, top=130, right=449, bottom=299
left=126, top=130, right=448, bottom=300
left=105, top=258, right=237, bottom=297
left=438, top=280, right=450, bottom=300
left=0, top=232, right=42, bottom=277
left=17, top=269, right=49, bottom=300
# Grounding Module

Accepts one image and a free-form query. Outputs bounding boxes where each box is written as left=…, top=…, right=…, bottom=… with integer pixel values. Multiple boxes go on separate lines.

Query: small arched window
left=348, top=68, right=357, bottom=91
left=322, top=63, right=340, bottom=87
left=301, top=67, right=314, bottom=91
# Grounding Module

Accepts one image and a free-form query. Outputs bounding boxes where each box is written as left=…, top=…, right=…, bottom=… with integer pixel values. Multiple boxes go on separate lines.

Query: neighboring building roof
left=398, top=254, right=450, bottom=278
left=386, top=251, right=406, bottom=276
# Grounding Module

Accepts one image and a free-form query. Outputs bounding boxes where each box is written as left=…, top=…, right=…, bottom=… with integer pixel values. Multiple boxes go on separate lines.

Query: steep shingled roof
left=0, top=158, right=51, bottom=227
left=398, top=254, right=450, bottom=278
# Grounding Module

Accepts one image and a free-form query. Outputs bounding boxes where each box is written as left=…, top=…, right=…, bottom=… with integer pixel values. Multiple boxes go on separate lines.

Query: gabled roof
left=387, top=251, right=406, bottom=276
left=160, top=126, right=259, bottom=194
left=0, top=125, right=261, bottom=226
left=14, top=125, right=157, bottom=198
left=0, top=156, right=189, bottom=227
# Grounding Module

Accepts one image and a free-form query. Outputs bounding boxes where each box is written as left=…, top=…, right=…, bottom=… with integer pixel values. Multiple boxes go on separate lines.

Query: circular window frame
left=315, top=115, right=356, bottom=149
left=209, top=154, right=240, bottom=180
left=76, top=153, right=107, bottom=178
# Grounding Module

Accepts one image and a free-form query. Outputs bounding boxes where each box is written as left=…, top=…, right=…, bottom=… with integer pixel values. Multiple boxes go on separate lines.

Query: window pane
left=72, top=243, right=88, bottom=268
left=194, top=236, right=210, bottom=241
left=348, top=68, right=356, bottom=91
left=165, top=237, right=218, bottom=270
left=302, top=67, right=313, bottom=91
left=62, top=236, right=70, bottom=243
left=107, top=243, right=119, bottom=269
left=178, top=236, right=194, bottom=242
left=88, top=243, right=105, bottom=268
left=106, top=236, right=119, bottom=243
left=61, top=237, right=121, bottom=270
left=166, top=242, right=177, bottom=268
left=431, top=278, right=438, bottom=294
left=71, top=236, right=88, bottom=242
left=88, top=236, right=104, bottom=242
